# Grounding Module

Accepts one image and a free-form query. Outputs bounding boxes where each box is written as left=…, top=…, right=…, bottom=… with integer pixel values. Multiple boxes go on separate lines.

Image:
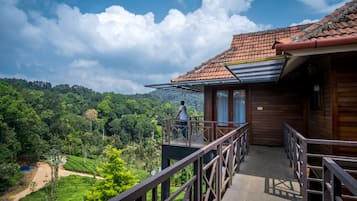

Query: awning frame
left=222, top=55, right=287, bottom=84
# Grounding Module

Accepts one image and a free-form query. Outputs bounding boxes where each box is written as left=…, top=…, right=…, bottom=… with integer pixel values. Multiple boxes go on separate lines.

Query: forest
left=0, top=78, right=202, bottom=200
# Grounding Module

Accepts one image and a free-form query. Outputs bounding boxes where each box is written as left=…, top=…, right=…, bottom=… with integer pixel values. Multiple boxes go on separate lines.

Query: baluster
left=228, top=136, right=234, bottom=186
left=217, top=144, right=222, bottom=201
left=237, top=138, right=241, bottom=171
left=152, top=187, right=157, bottom=201
left=301, top=140, right=308, bottom=201
left=193, top=158, right=203, bottom=201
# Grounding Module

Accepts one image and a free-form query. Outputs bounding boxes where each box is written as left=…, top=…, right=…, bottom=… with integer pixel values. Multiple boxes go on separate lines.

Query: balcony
left=110, top=122, right=357, bottom=201
left=162, top=117, right=240, bottom=148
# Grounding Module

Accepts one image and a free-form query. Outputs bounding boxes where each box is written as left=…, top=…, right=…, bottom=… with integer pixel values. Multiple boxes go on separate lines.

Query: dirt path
left=9, top=162, right=101, bottom=201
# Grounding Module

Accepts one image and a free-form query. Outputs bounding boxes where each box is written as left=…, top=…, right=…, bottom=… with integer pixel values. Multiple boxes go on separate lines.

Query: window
left=233, top=90, right=246, bottom=126
left=216, top=90, right=228, bottom=126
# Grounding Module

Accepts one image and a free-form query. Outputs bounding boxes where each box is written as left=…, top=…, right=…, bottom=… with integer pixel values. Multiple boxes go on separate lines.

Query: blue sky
left=0, top=0, right=349, bottom=94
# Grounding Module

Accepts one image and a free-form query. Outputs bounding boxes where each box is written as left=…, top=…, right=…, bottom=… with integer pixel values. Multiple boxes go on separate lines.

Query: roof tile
left=172, top=0, right=357, bottom=83
left=288, top=0, right=357, bottom=42
left=172, top=24, right=309, bottom=82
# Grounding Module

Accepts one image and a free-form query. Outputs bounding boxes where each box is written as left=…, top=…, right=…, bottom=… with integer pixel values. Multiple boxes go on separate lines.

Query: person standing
left=176, top=100, right=188, bottom=138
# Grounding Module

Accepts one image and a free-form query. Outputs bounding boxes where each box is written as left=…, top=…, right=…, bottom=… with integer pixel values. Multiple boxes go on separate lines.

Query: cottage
left=112, top=1, right=357, bottom=201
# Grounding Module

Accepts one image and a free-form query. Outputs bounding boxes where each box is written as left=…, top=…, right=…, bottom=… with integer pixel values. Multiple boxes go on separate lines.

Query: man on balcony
left=176, top=100, right=188, bottom=138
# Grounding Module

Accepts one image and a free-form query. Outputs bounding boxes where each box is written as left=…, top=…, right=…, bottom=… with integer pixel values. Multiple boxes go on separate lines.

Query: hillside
left=149, top=89, right=203, bottom=112
left=0, top=78, right=180, bottom=194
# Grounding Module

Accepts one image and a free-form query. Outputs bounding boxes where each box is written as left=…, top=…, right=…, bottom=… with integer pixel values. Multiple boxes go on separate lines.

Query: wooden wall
left=305, top=57, right=333, bottom=140
left=333, top=53, right=357, bottom=142
left=202, top=52, right=357, bottom=149
left=250, top=84, right=304, bottom=145
left=204, top=83, right=305, bottom=146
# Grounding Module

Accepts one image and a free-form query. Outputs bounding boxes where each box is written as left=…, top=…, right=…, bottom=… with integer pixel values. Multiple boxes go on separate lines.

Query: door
left=215, top=89, right=246, bottom=138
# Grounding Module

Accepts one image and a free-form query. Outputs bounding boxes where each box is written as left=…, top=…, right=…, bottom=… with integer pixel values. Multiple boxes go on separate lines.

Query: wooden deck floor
left=222, top=145, right=301, bottom=201
left=166, top=134, right=208, bottom=148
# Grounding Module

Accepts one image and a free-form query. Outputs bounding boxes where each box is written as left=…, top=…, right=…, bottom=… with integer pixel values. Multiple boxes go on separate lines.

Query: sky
left=0, top=0, right=350, bottom=94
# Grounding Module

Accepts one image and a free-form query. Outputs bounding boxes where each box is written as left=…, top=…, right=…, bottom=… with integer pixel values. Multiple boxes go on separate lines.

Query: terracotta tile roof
left=284, top=0, right=357, bottom=43
left=172, top=24, right=310, bottom=82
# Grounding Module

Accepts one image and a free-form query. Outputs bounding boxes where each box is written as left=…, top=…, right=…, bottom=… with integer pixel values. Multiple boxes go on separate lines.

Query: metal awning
left=145, top=78, right=238, bottom=92
left=223, top=55, right=287, bottom=83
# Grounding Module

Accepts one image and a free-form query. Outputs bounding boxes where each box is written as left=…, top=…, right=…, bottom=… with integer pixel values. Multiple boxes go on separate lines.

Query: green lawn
left=63, top=155, right=97, bottom=175
left=20, top=175, right=96, bottom=201
left=64, top=155, right=151, bottom=182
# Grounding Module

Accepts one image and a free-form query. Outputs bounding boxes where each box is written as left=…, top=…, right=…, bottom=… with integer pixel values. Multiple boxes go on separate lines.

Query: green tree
left=0, top=120, right=22, bottom=193
left=85, top=146, right=137, bottom=201
left=84, top=109, right=98, bottom=131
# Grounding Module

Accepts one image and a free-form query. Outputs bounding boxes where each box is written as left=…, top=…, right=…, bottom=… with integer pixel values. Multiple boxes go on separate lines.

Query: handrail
left=284, top=123, right=357, bottom=201
left=162, top=118, right=245, bottom=147
left=323, top=157, right=357, bottom=200
left=110, top=123, right=249, bottom=201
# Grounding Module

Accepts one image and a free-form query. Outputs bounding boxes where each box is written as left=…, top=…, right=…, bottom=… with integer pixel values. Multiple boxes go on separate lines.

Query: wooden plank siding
left=250, top=84, right=304, bottom=145
left=333, top=53, right=357, bottom=145
left=306, top=57, right=333, bottom=140
left=204, top=84, right=305, bottom=146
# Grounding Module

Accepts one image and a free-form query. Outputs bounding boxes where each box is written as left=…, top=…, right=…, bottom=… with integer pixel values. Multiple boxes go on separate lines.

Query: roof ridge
left=294, top=0, right=357, bottom=42
left=232, top=24, right=310, bottom=38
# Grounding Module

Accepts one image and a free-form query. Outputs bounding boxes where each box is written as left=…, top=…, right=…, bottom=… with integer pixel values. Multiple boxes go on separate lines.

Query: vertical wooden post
left=161, top=155, right=170, bottom=200
left=194, top=157, right=203, bottom=201
left=188, top=119, right=191, bottom=147
left=292, top=135, right=297, bottom=177
left=301, top=140, right=308, bottom=201
left=167, top=120, right=171, bottom=145
left=152, top=187, right=157, bottom=201
left=228, top=136, right=234, bottom=186
left=217, top=144, right=222, bottom=201
left=245, top=128, right=249, bottom=155
left=323, top=164, right=331, bottom=201
left=333, top=175, right=341, bottom=201
left=237, top=138, right=241, bottom=171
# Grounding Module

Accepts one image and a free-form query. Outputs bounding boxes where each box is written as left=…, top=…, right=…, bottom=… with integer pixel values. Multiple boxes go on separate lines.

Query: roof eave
left=275, top=35, right=357, bottom=52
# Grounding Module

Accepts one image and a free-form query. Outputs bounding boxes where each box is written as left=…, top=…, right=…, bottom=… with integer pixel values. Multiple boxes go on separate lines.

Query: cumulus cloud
left=290, top=19, right=319, bottom=26
left=297, top=0, right=349, bottom=13
left=0, top=0, right=265, bottom=94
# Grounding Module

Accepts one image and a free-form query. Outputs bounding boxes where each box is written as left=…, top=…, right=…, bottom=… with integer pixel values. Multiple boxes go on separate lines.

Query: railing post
left=237, top=137, right=241, bottom=171
left=323, top=161, right=331, bottom=201
left=292, top=135, right=297, bottom=177
left=228, top=135, right=234, bottom=186
left=217, top=144, right=222, bottom=201
left=188, top=119, right=192, bottom=147
left=301, top=140, right=308, bottom=201
left=161, top=156, right=170, bottom=201
left=285, top=126, right=290, bottom=165
left=193, top=157, right=203, bottom=201
left=167, top=120, right=171, bottom=145
left=152, top=187, right=157, bottom=201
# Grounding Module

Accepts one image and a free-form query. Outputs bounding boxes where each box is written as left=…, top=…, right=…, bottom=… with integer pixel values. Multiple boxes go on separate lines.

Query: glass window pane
left=216, top=90, right=228, bottom=126
left=233, top=90, right=246, bottom=126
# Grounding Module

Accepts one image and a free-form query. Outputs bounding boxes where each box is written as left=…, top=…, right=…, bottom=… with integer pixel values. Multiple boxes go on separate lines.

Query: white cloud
left=69, top=59, right=100, bottom=69
left=0, top=0, right=266, bottom=94
left=298, top=0, right=349, bottom=13
left=290, top=19, right=319, bottom=26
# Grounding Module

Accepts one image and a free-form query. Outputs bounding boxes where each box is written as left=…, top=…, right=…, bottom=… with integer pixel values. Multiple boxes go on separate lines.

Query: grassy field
left=20, top=175, right=95, bottom=201
left=64, top=155, right=153, bottom=182
left=63, top=155, right=98, bottom=175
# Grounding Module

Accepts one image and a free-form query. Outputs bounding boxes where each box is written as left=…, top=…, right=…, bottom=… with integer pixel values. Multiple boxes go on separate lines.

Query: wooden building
left=149, top=0, right=357, bottom=149
left=112, top=1, right=357, bottom=201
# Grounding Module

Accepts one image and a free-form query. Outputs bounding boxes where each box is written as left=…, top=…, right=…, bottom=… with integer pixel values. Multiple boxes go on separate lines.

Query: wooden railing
left=162, top=117, right=241, bottom=147
left=109, top=123, right=249, bottom=201
left=284, top=123, right=357, bottom=201
left=323, top=158, right=357, bottom=201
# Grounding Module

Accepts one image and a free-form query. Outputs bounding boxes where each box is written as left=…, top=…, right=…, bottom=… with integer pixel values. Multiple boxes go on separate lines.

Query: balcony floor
left=166, top=133, right=208, bottom=148
left=222, top=145, right=301, bottom=201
